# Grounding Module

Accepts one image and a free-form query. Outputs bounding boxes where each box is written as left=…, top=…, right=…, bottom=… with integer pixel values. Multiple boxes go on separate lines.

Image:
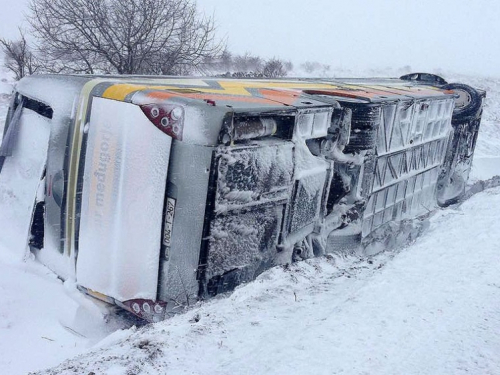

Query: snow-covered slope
left=32, top=187, right=500, bottom=375
left=0, top=72, right=499, bottom=375
left=0, top=252, right=92, bottom=374
left=0, top=68, right=13, bottom=138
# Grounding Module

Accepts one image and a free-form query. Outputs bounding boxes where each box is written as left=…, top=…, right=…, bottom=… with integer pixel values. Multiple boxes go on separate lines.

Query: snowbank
left=0, top=68, right=14, bottom=139
left=33, top=185, right=500, bottom=375
left=0, top=251, right=86, bottom=374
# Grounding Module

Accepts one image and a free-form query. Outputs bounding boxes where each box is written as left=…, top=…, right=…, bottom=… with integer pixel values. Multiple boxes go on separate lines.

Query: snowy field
left=1, top=70, right=500, bottom=375
left=0, top=69, right=10, bottom=127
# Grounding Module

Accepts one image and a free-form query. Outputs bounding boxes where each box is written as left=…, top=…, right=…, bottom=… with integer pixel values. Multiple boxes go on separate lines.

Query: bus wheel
left=442, top=83, right=482, bottom=119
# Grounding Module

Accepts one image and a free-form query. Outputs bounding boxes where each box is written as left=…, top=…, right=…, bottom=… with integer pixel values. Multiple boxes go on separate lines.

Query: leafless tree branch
left=28, top=0, right=225, bottom=74
left=0, top=29, right=41, bottom=80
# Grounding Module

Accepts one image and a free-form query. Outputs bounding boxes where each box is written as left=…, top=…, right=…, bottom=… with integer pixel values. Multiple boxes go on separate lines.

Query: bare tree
left=197, top=51, right=294, bottom=78
left=218, top=49, right=233, bottom=72
left=233, top=53, right=264, bottom=74
left=283, top=60, right=294, bottom=72
left=300, top=61, right=330, bottom=75
left=0, top=29, right=39, bottom=80
left=262, top=58, right=288, bottom=78
left=28, top=0, right=224, bottom=75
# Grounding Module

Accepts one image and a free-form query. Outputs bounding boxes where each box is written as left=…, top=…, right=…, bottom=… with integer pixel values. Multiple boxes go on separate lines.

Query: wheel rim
left=454, top=88, right=472, bottom=109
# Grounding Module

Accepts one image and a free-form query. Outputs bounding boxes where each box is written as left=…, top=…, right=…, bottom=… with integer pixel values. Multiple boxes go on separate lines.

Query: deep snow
left=0, top=71, right=499, bottom=375
left=32, top=187, right=500, bottom=375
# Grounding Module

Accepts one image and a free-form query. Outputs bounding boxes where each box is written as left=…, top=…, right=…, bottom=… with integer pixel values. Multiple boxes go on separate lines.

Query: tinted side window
left=24, top=97, right=53, bottom=119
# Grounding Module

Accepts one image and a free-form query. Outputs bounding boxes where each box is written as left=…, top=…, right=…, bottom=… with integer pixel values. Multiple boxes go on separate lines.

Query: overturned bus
left=0, top=74, right=485, bottom=321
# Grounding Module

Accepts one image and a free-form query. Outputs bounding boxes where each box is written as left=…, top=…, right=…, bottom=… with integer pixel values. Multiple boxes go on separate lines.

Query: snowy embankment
left=0, top=70, right=11, bottom=131
left=33, top=188, right=500, bottom=375
left=0, top=71, right=499, bottom=375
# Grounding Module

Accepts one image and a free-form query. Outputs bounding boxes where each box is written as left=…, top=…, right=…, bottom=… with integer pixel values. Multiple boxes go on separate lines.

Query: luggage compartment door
left=77, top=97, right=171, bottom=302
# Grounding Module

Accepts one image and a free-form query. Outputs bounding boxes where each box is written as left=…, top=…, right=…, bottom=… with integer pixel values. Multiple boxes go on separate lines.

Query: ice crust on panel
left=362, top=99, right=454, bottom=236
left=0, top=111, right=50, bottom=257
left=206, top=140, right=294, bottom=285
left=77, top=98, right=171, bottom=302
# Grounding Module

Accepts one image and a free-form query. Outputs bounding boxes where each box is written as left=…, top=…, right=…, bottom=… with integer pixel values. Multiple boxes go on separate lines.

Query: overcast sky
left=1, top=0, right=499, bottom=77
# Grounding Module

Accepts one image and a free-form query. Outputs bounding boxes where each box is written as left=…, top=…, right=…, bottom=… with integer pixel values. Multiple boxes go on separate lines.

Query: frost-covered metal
left=362, top=99, right=454, bottom=236
left=0, top=74, right=485, bottom=322
left=204, top=140, right=294, bottom=295
left=78, top=98, right=171, bottom=302
left=0, top=110, right=50, bottom=256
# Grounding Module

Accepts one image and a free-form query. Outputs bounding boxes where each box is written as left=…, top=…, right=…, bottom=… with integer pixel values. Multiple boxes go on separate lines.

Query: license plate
left=163, top=197, right=176, bottom=255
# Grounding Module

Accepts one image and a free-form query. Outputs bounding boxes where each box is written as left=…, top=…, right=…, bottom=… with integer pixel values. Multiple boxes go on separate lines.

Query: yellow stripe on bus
left=102, top=80, right=341, bottom=102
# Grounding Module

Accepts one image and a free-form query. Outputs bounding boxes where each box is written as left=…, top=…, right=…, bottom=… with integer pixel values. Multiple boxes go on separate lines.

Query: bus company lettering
left=93, top=128, right=113, bottom=208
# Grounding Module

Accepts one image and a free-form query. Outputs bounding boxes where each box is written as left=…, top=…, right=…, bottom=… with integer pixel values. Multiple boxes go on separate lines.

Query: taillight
left=140, top=104, right=185, bottom=140
left=121, top=299, right=167, bottom=322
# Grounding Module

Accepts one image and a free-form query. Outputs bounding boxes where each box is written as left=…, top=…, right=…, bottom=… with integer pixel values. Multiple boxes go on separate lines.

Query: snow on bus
left=0, top=73, right=485, bottom=321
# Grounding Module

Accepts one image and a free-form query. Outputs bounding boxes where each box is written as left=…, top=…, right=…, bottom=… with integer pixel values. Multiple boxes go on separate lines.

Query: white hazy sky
left=1, top=0, right=499, bottom=77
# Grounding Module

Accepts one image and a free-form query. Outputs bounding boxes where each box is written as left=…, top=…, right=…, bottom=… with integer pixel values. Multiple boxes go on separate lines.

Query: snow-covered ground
left=0, top=68, right=11, bottom=127
left=1, top=71, right=500, bottom=375
left=32, top=189, right=500, bottom=375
